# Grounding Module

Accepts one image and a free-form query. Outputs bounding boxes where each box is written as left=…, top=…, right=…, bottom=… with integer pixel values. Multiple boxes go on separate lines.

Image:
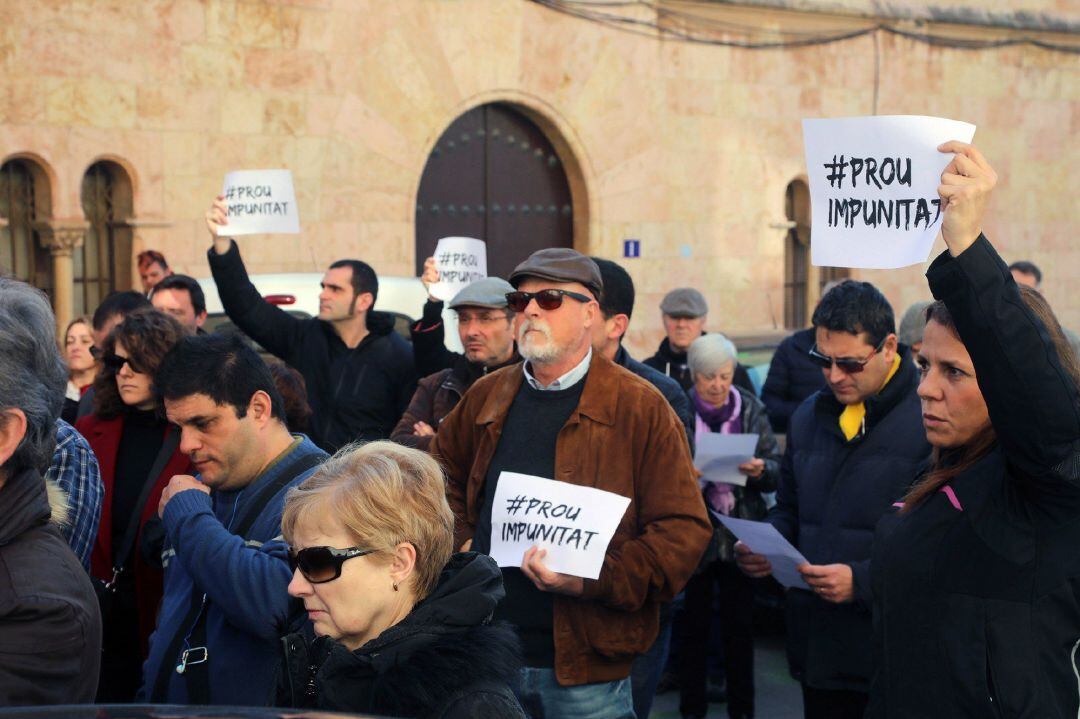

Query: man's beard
left=517, top=318, right=562, bottom=364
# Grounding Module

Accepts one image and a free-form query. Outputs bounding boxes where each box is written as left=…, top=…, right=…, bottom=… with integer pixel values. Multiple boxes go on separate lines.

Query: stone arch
left=0, top=153, right=57, bottom=294
left=412, top=91, right=595, bottom=277
left=78, top=158, right=136, bottom=315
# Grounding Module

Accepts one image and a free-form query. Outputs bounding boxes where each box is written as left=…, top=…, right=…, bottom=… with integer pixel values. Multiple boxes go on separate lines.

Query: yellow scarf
left=839, top=353, right=902, bottom=441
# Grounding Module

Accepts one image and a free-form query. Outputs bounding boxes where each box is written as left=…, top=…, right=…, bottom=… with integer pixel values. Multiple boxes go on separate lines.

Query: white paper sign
left=430, top=237, right=487, bottom=302
left=490, top=471, right=631, bottom=580
left=802, top=115, right=976, bottom=269
left=715, top=515, right=810, bottom=590
left=695, top=432, right=759, bottom=487
left=219, top=169, right=300, bottom=236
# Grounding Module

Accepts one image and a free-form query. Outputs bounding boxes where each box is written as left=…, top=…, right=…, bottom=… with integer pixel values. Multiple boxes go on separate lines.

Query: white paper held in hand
left=715, top=514, right=810, bottom=590
left=219, top=169, right=301, bottom=236
left=490, top=472, right=631, bottom=580
left=802, top=115, right=975, bottom=269
left=430, top=237, right=487, bottom=302
left=695, top=432, right=759, bottom=487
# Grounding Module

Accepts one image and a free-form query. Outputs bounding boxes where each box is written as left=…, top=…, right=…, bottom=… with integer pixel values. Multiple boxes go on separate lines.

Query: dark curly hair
left=92, top=308, right=186, bottom=420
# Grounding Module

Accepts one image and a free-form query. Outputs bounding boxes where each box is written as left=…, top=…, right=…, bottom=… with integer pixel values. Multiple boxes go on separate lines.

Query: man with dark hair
left=204, top=196, right=415, bottom=451
left=1008, top=259, right=1042, bottom=289
left=735, top=279, right=929, bottom=719
left=151, top=274, right=208, bottom=334
left=588, top=257, right=694, bottom=719
left=138, top=250, right=173, bottom=294
left=0, top=278, right=101, bottom=703
left=432, top=248, right=710, bottom=718
left=140, top=333, right=327, bottom=704
left=392, top=277, right=519, bottom=451
left=644, top=287, right=756, bottom=395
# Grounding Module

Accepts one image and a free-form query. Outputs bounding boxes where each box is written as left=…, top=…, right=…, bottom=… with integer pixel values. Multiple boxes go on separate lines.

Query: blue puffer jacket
left=139, top=435, right=327, bottom=705
left=769, top=347, right=929, bottom=692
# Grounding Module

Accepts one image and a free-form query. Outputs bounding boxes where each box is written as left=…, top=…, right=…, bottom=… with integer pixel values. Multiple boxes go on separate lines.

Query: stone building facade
left=1, top=0, right=1077, bottom=355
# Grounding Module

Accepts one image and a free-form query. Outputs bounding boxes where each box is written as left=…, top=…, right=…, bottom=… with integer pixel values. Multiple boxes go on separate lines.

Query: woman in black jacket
left=868, top=142, right=1080, bottom=718
left=276, top=441, right=526, bottom=718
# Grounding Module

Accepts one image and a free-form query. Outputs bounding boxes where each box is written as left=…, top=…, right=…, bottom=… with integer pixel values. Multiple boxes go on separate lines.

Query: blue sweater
left=139, top=435, right=326, bottom=704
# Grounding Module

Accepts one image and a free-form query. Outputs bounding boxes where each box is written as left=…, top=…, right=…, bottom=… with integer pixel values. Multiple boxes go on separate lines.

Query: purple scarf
left=691, top=386, right=743, bottom=435
left=692, top=387, right=743, bottom=515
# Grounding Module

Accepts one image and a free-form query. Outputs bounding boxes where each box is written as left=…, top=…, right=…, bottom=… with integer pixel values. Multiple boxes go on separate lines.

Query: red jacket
left=76, top=413, right=194, bottom=649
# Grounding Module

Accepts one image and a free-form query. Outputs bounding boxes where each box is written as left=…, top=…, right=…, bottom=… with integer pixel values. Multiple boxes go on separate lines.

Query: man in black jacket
left=643, top=287, right=755, bottom=395
left=735, top=280, right=930, bottom=719
left=0, top=278, right=102, bottom=704
left=205, top=196, right=415, bottom=452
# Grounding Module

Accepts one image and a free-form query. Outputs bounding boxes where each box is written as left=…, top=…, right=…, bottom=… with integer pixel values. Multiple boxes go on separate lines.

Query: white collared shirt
left=523, top=348, right=592, bottom=391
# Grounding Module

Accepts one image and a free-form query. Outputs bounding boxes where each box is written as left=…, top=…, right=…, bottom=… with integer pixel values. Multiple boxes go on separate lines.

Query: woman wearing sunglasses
left=867, top=143, right=1080, bottom=717
left=75, top=307, right=194, bottom=701
left=277, top=441, right=526, bottom=718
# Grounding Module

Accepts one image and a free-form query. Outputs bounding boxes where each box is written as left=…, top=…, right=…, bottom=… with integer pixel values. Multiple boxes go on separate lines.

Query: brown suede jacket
left=430, top=352, right=711, bottom=686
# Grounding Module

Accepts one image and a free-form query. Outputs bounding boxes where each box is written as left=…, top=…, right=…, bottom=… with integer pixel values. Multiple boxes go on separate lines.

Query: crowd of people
left=0, top=142, right=1077, bottom=719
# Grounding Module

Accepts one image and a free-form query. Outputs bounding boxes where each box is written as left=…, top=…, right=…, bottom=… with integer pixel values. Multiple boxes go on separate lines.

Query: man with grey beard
left=431, top=248, right=710, bottom=719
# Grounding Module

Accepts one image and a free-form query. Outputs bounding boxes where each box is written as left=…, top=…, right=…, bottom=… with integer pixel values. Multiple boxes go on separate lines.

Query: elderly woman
left=277, top=441, right=526, bottom=718
left=75, top=308, right=193, bottom=701
left=867, top=143, right=1080, bottom=717
left=678, top=333, right=781, bottom=719
left=61, top=315, right=95, bottom=424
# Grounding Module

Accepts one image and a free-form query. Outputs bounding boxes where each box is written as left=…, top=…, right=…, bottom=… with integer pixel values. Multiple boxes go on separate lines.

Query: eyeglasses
left=807, top=336, right=886, bottom=374
left=504, top=289, right=593, bottom=313
left=455, top=311, right=512, bottom=326
left=102, top=353, right=144, bottom=375
left=288, top=545, right=376, bottom=584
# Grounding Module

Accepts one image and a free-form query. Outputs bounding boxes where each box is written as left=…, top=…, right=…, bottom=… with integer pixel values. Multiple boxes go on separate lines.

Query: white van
left=196, top=273, right=463, bottom=354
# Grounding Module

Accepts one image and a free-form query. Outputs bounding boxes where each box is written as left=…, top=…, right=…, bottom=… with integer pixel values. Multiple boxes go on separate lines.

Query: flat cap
left=508, top=248, right=603, bottom=299
left=661, top=288, right=708, bottom=318
left=898, top=300, right=933, bottom=347
left=448, top=277, right=515, bottom=310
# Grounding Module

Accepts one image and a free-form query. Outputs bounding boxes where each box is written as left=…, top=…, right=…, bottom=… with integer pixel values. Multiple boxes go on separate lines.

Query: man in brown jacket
left=430, top=249, right=710, bottom=718
left=392, top=277, right=518, bottom=451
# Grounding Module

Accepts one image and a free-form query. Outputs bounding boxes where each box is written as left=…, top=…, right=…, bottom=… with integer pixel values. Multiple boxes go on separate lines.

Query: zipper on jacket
left=1071, top=637, right=1080, bottom=717
left=986, top=645, right=1004, bottom=719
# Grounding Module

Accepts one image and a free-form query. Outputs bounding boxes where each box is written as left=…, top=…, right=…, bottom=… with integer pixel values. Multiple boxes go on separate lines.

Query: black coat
left=769, top=344, right=930, bottom=692
left=761, top=327, right=827, bottom=433
left=867, top=236, right=1080, bottom=719
left=277, top=552, right=526, bottom=718
left=0, top=468, right=102, bottom=704
left=644, top=336, right=756, bottom=396
left=208, top=241, right=416, bottom=452
left=615, top=345, right=695, bottom=447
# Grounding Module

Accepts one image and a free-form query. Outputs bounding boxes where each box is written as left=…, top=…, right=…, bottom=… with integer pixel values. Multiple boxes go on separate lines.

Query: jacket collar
left=814, top=343, right=918, bottom=440
left=0, top=467, right=51, bottom=546
left=446, top=350, right=522, bottom=394
left=475, top=352, right=620, bottom=428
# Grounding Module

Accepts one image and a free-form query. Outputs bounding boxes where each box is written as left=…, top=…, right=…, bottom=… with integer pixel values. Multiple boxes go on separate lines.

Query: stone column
left=37, top=221, right=87, bottom=338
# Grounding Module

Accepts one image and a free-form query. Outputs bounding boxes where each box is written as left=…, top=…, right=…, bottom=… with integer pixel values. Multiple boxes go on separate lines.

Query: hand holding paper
left=695, top=433, right=759, bottom=487
left=429, top=237, right=487, bottom=302
left=520, top=546, right=585, bottom=596
left=719, top=515, right=809, bottom=590
left=936, top=141, right=997, bottom=256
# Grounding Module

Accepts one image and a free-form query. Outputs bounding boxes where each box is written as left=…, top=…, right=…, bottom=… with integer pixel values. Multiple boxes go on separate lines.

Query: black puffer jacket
left=770, top=345, right=930, bottom=692
left=276, top=552, right=526, bottom=718
left=868, top=236, right=1080, bottom=718
left=209, top=241, right=416, bottom=452
left=761, top=327, right=827, bottom=433
left=0, top=468, right=102, bottom=704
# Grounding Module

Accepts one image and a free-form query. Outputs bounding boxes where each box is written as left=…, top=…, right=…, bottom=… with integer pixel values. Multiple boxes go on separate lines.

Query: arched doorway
left=415, top=103, right=574, bottom=280
left=79, top=160, right=134, bottom=316
left=0, top=158, right=53, bottom=296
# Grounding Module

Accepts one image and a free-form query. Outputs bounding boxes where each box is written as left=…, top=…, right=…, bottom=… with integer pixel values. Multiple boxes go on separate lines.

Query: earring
left=393, top=582, right=399, bottom=592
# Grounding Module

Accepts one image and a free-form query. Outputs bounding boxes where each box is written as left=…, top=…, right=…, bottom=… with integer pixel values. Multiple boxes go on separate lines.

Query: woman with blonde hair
left=61, top=315, right=95, bottom=424
left=277, top=440, right=526, bottom=718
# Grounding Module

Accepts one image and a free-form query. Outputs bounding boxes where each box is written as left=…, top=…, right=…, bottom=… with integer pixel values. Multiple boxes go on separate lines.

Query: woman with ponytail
left=867, top=142, right=1080, bottom=718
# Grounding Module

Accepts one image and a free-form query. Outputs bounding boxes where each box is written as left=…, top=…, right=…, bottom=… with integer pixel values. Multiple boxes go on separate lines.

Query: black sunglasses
left=288, top=545, right=376, bottom=584
left=807, top=336, right=887, bottom=375
left=102, top=353, right=144, bottom=375
left=505, top=289, right=593, bottom=313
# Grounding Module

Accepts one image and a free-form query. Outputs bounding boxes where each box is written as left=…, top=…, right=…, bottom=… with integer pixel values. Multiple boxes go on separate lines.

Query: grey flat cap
left=661, top=288, right=708, bottom=318
left=509, top=248, right=603, bottom=299
left=448, top=277, right=515, bottom=310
